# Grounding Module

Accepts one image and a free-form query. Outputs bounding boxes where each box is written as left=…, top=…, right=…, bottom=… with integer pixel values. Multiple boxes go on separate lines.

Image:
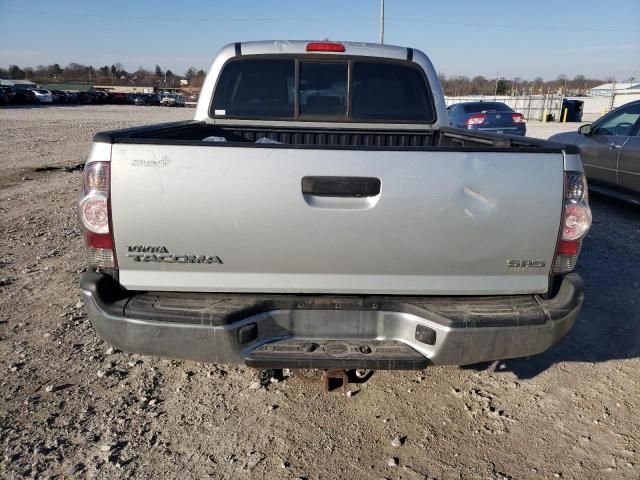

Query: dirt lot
left=1, top=105, right=639, bottom=479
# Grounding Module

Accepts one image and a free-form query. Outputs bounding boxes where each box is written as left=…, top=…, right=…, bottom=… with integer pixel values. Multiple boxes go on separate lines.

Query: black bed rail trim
left=93, top=122, right=580, bottom=154
left=92, top=120, right=199, bottom=143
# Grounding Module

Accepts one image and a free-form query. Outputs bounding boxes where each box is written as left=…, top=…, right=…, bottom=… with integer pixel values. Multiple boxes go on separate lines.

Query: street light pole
left=380, top=0, right=385, bottom=44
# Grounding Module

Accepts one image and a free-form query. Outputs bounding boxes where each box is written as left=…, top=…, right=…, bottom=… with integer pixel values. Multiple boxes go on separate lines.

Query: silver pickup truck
left=79, top=41, right=591, bottom=371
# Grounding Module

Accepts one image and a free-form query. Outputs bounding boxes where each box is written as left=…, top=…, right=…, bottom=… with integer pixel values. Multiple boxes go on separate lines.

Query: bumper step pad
left=245, top=339, right=428, bottom=370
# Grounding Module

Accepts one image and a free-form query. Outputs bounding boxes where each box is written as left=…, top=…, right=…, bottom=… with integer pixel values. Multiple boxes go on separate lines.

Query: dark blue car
left=447, top=101, right=526, bottom=136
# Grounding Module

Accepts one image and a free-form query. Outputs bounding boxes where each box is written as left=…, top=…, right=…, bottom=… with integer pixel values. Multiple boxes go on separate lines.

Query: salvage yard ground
left=1, top=105, right=639, bottom=479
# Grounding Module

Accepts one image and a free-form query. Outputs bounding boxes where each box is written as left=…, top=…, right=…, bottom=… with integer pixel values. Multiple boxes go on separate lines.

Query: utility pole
left=380, top=0, right=385, bottom=44
left=608, top=80, right=616, bottom=113
left=494, top=73, right=499, bottom=100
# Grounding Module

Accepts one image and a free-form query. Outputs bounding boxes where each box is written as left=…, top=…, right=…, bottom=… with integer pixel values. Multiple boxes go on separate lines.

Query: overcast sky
left=0, top=0, right=638, bottom=80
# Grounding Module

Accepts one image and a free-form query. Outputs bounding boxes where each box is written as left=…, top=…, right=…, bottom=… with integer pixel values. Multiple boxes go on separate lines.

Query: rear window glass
left=211, top=57, right=435, bottom=123
left=351, top=62, right=433, bottom=121
left=299, top=62, right=347, bottom=117
left=463, top=103, right=512, bottom=113
left=212, top=59, right=294, bottom=118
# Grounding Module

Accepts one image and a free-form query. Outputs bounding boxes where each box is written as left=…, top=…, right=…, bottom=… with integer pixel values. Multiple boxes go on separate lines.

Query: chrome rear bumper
left=81, top=273, right=583, bottom=368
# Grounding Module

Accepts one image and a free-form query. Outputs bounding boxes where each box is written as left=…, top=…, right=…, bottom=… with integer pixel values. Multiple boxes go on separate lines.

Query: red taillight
left=79, top=162, right=116, bottom=268
left=466, top=115, right=485, bottom=125
left=553, top=172, right=591, bottom=274
left=306, top=42, right=346, bottom=52
left=557, top=240, right=580, bottom=255
left=84, top=231, right=113, bottom=250
left=511, top=113, right=525, bottom=123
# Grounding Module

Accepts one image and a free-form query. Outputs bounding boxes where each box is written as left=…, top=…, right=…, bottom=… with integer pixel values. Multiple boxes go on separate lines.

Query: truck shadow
left=464, top=194, right=640, bottom=379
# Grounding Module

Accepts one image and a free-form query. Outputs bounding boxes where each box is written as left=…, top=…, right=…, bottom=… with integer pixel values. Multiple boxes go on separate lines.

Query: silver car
left=550, top=100, right=640, bottom=203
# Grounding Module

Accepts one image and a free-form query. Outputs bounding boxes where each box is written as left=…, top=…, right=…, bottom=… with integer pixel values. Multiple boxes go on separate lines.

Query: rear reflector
left=511, top=113, right=525, bottom=123
left=306, top=42, right=346, bottom=52
left=466, top=115, right=485, bottom=125
left=553, top=253, right=579, bottom=274
left=86, top=248, right=116, bottom=269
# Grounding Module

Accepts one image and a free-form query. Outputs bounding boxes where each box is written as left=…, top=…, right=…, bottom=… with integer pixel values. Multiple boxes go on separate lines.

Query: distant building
left=590, top=82, right=640, bottom=96
left=0, top=79, right=38, bottom=88
left=180, top=79, right=189, bottom=86
left=40, top=83, right=96, bottom=92
left=93, top=85, right=154, bottom=94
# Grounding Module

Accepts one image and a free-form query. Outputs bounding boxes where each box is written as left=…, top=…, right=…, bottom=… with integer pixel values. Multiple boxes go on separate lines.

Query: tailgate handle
left=301, top=176, right=381, bottom=197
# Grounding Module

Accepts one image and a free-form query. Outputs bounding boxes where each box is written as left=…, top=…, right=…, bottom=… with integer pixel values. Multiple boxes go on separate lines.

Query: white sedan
left=33, top=89, right=53, bottom=103
left=160, top=94, right=185, bottom=107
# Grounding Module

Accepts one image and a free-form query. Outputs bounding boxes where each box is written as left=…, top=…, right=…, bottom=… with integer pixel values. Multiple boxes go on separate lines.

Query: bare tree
left=8, top=65, right=25, bottom=79
left=184, top=67, right=198, bottom=80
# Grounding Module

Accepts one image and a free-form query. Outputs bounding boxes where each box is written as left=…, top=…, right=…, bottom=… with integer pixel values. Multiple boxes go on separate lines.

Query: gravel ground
left=1, top=105, right=638, bottom=479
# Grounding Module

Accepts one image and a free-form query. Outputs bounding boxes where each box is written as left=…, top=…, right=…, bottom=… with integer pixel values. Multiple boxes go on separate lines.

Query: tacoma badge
left=126, top=245, right=223, bottom=264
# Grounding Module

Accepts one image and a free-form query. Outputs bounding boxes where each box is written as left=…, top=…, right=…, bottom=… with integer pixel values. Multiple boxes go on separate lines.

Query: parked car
left=64, top=91, right=79, bottom=104
left=0, top=86, right=33, bottom=104
left=148, top=93, right=162, bottom=106
left=0, top=86, right=16, bottom=103
left=49, top=90, right=64, bottom=103
left=109, top=92, right=129, bottom=104
left=79, top=41, right=589, bottom=379
left=33, top=89, right=53, bottom=103
left=94, top=91, right=109, bottom=104
left=549, top=100, right=640, bottom=203
left=0, top=89, right=9, bottom=105
left=447, top=101, right=526, bottom=136
left=8, top=87, right=37, bottom=104
left=74, top=92, right=88, bottom=104
left=76, top=91, right=101, bottom=104
left=133, top=94, right=158, bottom=106
left=160, top=93, right=185, bottom=107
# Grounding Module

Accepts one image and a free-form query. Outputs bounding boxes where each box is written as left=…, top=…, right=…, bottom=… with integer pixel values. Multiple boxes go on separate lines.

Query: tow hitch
left=322, top=369, right=349, bottom=393
left=256, top=368, right=374, bottom=394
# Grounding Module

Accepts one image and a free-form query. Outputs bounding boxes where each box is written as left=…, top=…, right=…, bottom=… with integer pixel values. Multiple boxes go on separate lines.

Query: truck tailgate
left=110, top=144, right=564, bottom=295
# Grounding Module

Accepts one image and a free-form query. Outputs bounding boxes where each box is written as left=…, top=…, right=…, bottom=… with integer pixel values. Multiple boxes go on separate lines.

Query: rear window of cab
left=211, top=57, right=436, bottom=123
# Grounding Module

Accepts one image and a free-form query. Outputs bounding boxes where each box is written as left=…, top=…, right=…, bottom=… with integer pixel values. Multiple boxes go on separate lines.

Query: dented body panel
left=110, top=143, right=564, bottom=294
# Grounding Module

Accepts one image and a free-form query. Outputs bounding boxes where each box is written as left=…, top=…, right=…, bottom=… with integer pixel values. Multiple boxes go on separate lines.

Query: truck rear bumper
left=81, top=272, right=583, bottom=368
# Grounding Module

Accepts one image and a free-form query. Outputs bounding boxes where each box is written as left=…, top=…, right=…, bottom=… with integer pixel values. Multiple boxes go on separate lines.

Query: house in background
left=590, top=82, right=640, bottom=96
left=0, top=79, right=38, bottom=89
left=40, top=83, right=96, bottom=93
